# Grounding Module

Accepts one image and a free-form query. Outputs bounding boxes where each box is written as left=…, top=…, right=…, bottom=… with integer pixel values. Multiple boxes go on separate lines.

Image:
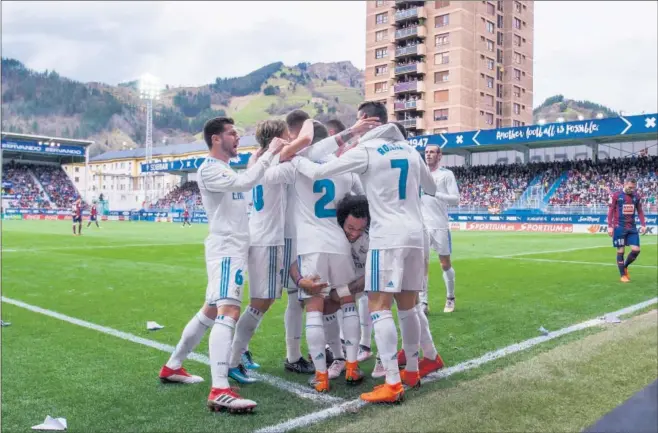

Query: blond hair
left=255, top=119, right=287, bottom=149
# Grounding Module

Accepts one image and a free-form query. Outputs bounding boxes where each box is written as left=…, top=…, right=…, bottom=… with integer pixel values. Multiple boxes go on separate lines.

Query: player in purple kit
left=607, top=177, right=647, bottom=283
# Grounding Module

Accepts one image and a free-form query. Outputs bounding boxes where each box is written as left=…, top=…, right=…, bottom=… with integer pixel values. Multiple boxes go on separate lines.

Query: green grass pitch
left=1, top=220, right=656, bottom=432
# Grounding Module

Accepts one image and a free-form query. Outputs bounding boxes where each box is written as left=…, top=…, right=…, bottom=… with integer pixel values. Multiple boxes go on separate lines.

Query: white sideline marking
left=497, top=242, right=657, bottom=258
left=0, top=296, right=343, bottom=405
left=254, top=297, right=658, bottom=433
left=502, top=257, right=658, bottom=269
left=2, top=243, right=201, bottom=253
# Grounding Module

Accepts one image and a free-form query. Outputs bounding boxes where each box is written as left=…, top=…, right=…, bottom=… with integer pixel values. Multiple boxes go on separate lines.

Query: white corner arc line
left=0, top=296, right=343, bottom=405
left=503, top=257, right=657, bottom=269
left=253, top=297, right=658, bottom=433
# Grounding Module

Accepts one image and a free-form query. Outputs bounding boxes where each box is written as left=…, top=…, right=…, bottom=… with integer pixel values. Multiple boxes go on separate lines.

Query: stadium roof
left=90, top=135, right=259, bottom=162
left=1, top=131, right=92, bottom=164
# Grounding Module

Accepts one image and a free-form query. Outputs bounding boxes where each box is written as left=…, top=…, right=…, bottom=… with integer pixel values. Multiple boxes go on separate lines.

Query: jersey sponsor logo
left=622, top=204, right=635, bottom=215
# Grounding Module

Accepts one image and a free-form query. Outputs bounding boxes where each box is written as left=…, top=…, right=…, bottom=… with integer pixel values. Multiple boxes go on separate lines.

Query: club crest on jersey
left=232, top=192, right=245, bottom=200
left=623, top=204, right=635, bottom=214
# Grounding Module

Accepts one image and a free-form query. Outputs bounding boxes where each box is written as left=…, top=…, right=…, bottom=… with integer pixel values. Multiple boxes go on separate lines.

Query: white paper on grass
left=31, top=416, right=67, bottom=431
left=146, top=321, right=164, bottom=330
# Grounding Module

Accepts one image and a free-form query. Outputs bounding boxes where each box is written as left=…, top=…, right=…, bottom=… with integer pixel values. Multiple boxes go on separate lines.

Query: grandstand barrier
left=4, top=208, right=656, bottom=235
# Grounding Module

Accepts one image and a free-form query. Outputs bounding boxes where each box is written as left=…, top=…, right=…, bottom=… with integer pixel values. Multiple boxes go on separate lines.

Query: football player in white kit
left=159, top=117, right=284, bottom=413
left=290, top=101, right=438, bottom=404
left=421, top=144, right=459, bottom=313
left=225, top=120, right=289, bottom=384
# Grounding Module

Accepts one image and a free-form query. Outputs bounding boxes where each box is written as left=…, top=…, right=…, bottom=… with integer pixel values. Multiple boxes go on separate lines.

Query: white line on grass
left=253, top=297, right=658, bottom=433
left=502, top=257, right=658, bottom=269
left=0, top=296, right=343, bottom=405
left=2, top=243, right=202, bottom=253
left=497, top=242, right=657, bottom=258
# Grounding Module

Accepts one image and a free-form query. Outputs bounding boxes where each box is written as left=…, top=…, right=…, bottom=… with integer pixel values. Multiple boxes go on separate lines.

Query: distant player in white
left=421, top=144, right=459, bottom=313
left=291, top=101, right=440, bottom=404
left=223, top=120, right=289, bottom=384
left=158, top=117, right=283, bottom=413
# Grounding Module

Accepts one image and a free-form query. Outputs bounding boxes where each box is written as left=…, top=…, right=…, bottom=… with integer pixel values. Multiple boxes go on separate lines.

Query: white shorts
left=248, top=245, right=284, bottom=299
left=282, top=238, right=298, bottom=292
left=297, top=252, right=356, bottom=301
left=427, top=228, right=452, bottom=256
left=206, top=256, right=247, bottom=305
left=365, top=248, right=424, bottom=293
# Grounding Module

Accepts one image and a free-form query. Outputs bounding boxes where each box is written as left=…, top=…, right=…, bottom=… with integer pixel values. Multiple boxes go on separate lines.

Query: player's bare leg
left=440, top=255, right=455, bottom=312
left=305, top=296, right=330, bottom=393
left=360, top=292, right=405, bottom=404
left=207, top=302, right=257, bottom=413
left=160, top=303, right=215, bottom=384
left=228, top=298, right=275, bottom=383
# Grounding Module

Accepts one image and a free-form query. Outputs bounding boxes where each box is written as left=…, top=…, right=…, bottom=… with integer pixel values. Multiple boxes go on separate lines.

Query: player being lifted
left=72, top=198, right=82, bottom=235
left=607, top=177, right=647, bottom=283
left=290, top=101, right=439, bottom=403
left=421, top=144, right=459, bottom=313
left=158, top=117, right=284, bottom=413
left=86, top=201, right=101, bottom=229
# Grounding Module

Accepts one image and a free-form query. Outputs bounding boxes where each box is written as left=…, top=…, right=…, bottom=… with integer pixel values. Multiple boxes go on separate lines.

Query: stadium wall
left=3, top=208, right=656, bottom=235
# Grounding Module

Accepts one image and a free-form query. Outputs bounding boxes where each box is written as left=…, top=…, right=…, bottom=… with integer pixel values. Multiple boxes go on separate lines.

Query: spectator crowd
left=2, top=162, right=83, bottom=209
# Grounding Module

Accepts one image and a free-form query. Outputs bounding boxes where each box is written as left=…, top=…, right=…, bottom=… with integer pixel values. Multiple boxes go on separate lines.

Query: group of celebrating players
left=156, top=101, right=460, bottom=413
left=153, top=100, right=648, bottom=414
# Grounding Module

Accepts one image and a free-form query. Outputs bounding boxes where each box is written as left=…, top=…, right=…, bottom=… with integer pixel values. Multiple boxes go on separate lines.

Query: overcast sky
left=2, top=1, right=656, bottom=113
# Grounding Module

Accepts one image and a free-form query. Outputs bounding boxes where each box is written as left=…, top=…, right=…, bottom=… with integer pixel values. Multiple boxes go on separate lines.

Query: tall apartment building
left=365, top=0, right=534, bottom=136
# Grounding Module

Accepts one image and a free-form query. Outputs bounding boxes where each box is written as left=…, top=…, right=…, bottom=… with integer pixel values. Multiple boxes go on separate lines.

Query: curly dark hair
left=336, top=194, right=370, bottom=229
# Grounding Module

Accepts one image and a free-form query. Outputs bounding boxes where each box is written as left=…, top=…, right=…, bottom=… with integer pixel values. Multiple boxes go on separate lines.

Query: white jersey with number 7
left=291, top=123, right=437, bottom=251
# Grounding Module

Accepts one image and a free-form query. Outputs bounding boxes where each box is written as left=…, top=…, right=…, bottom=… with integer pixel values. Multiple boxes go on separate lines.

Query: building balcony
left=393, top=62, right=425, bottom=76
left=394, top=6, right=426, bottom=22
left=392, top=80, right=425, bottom=95
left=393, top=25, right=426, bottom=41
left=394, top=99, right=425, bottom=112
left=394, top=43, right=426, bottom=58
left=399, top=118, right=424, bottom=130
left=393, top=0, right=425, bottom=9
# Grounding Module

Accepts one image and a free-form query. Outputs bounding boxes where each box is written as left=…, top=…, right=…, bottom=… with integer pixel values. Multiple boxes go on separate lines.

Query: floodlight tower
left=139, top=74, right=161, bottom=205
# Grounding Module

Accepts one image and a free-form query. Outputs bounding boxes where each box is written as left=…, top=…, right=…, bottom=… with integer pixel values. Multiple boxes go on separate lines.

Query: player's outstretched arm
left=200, top=150, right=277, bottom=193
left=435, top=171, right=460, bottom=205
left=261, top=162, right=295, bottom=185
left=292, top=146, right=369, bottom=180
left=279, top=120, right=315, bottom=161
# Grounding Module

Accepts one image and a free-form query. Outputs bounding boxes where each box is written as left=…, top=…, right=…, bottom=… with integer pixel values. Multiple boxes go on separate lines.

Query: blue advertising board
left=140, top=153, right=251, bottom=173
left=408, top=113, right=658, bottom=150
left=1, top=139, right=86, bottom=157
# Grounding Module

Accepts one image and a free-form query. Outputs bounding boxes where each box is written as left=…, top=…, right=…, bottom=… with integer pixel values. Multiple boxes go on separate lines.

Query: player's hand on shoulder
left=350, top=114, right=381, bottom=138
left=268, top=137, right=287, bottom=156
left=299, top=275, right=328, bottom=296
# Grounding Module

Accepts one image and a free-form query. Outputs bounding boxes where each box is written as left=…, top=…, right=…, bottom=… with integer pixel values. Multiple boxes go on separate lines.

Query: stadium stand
left=2, top=162, right=82, bottom=209
left=153, top=181, right=202, bottom=210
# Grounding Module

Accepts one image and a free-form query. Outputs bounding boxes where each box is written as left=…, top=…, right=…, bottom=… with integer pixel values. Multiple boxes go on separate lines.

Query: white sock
left=341, top=303, right=360, bottom=363
left=209, top=315, right=236, bottom=389
left=397, top=308, right=420, bottom=372
left=323, top=313, right=343, bottom=360
left=357, top=294, right=372, bottom=348
left=229, top=306, right=263, bottom=368
left=443, top=267, right=455, bottom=299
left=371, top=310, right=401, bottom=385
left=285, top=291, right=304, bottom=362
left=306, top=311, right=327, bottom=373
left=417, top=303, right=438, bottom=360
left=336, top=307, right=345, bottom=342
left=166, top=310, right=214, bottom=370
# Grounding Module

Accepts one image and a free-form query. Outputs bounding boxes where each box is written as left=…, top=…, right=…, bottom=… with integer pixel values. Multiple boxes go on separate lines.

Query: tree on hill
left=210, top=62, right=283, bottom=96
